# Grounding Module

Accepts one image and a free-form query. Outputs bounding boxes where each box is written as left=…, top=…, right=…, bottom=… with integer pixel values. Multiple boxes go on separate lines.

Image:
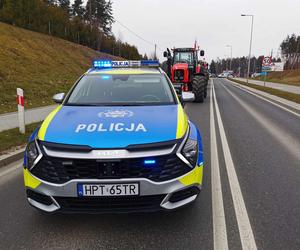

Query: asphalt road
left=0, top=78, right=300, bottom=250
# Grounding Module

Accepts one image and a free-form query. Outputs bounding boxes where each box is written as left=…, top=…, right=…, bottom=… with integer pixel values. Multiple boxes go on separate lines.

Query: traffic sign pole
left=262, top=56, right=272, bottom=87
left=17, top=88, right=25, bottom=134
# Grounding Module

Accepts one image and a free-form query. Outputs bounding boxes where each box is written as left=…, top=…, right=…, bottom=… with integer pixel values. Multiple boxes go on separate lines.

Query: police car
left=23, top=60, right=204, bottom=213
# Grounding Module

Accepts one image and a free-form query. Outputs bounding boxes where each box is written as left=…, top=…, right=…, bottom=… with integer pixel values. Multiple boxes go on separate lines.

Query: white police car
left=23, top=60, right=204, bottom=213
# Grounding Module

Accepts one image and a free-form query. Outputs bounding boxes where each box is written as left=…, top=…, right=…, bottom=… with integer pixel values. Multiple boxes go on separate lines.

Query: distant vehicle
left=252, top=73, right=261, bottom=78
left=218, top=73, right=227, bottom=78
left=163, top=46, right=208, bottom=103
left=23, top=60, right=204, bottom=213
left=218, top=71, right=234, bottom=78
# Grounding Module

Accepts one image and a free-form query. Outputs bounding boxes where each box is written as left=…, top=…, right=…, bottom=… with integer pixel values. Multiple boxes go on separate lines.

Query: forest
left=0, top=0, right=144, bottom=60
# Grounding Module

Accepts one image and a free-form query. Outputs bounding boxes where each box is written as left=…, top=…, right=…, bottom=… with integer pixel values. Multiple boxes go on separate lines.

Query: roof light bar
left=92, top=60, right=159, bottom=69
left=141, top=60, right=160, bottom=67
left=93, top=60, right=112, bottom=68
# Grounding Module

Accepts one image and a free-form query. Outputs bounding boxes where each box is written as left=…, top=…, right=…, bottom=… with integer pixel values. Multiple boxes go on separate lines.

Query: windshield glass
left=66, top=74, right=176, bottom=106
left=173, top=52, right=193, bottom=65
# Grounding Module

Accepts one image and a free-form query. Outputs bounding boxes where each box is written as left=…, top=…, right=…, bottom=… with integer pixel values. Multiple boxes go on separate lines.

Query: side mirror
left=163, top=51, right=168, bottom=58
left=200, top=50, right=205, bottom=56
left=52, top=93, right=65, bottom=103
left=182, top=92, right=195, bottom=103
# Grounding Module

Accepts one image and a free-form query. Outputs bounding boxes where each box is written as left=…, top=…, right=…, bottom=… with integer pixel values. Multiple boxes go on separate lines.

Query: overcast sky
left=110, top=0, right=300, bottom=62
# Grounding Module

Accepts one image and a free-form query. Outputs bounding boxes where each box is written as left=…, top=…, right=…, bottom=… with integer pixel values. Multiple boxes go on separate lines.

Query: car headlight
left=26, top=141, right=39, bottom=169
left=181, top=138, right=198, bottom=167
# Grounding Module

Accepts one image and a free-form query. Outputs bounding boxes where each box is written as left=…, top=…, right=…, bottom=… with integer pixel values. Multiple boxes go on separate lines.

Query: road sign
left=262, top=56, right=272, bottom=67
left=272, top=62, right=284, bottom=72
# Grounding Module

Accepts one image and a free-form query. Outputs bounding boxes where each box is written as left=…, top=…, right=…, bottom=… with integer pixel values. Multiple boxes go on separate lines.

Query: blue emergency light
left=93, top=60, right=112, bottom=68
left=92, top=60, right=159, bottom=69
left=140, top=60, right=159, bottom=66
left=144, top=159, right=156, bottom=165
left=101, top=75, right=111, bottom=80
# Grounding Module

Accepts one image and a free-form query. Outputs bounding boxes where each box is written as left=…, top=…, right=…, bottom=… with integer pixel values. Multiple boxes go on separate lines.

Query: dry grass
left=0, top=22, right=119, bottom=114
left=254, top=69, right=300, bottom=87
left=0, top=122, right=41, bottom=153
left=230, top=78, right=300, bottom=104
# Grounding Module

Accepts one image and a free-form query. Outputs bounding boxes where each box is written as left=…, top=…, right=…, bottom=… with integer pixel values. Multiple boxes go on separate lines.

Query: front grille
left=174, top=70, right=184, bottom=82
left=31, top=155, right=191, bottom=184
left=55, top=195, right=166, bottom=213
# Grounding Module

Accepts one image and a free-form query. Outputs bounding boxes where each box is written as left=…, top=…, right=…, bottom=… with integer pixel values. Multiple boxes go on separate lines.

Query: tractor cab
left=163, top=46, right=208, bottom=103
left=173, top=49, right=195, bottom=66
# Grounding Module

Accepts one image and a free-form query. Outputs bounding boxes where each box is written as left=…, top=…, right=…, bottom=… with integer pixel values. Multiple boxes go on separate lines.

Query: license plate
left=77, top=183, right=139, bottom=197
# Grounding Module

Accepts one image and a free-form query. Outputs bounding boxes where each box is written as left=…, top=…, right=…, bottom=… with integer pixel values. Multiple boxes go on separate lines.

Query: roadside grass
left=229, top=78, right=300, bottom=104
left=253, top=70, right=300, bottom=87
left=0, top=122, right=41, bottom=154
left=0, top=22, right=120, bottom=114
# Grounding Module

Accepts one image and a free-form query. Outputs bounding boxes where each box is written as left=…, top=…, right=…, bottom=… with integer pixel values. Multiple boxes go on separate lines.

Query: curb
left=227, top=78, right=300, bottom=111
left=0, top=148, right=25, bottom=168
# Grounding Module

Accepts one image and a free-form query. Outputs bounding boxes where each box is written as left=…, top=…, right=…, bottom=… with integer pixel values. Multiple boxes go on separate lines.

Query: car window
left=66, top=74, right=176, bottom=106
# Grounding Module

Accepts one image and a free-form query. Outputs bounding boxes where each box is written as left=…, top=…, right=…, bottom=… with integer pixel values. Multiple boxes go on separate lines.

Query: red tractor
left=163, top=47, right=209, bottom=103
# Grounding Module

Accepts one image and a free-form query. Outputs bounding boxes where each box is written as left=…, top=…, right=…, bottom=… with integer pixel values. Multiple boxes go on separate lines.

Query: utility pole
left=241, top=14, right=254, bottom=83
left=226, top=45, right=233, bottom=70
left=154, top=44, right=157, bottom=60
left=48, top=20, right=51, bottom=35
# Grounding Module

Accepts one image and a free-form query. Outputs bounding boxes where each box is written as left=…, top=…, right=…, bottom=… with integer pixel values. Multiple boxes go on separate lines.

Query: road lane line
left=212, top=81, right=257, bottom=250
left=210, top=82, right=229, bottom=250
left=220, top=82, right=300, bottom=162
left=226, top=79, right=300, bottom=118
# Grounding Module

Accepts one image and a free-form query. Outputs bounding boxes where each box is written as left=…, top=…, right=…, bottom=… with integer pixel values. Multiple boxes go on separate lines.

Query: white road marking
left=226, top=79, right=300, bottom=118
left=220, top=82, right=300, bottom=162
left=212, top=81, right=257, bottom=250
left=210, top=82, right=229, bottom=250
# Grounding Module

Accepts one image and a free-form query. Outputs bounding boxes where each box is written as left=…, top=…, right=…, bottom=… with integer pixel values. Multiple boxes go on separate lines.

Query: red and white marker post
left=17, top=88, right=25, bottom=134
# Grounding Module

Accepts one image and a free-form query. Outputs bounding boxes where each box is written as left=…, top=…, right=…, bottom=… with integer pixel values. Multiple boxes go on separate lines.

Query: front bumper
left=23, top=164, right=203, bottom=213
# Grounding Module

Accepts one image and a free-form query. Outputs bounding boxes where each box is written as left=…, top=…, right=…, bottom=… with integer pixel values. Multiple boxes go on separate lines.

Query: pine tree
left=85, top=0, right=114, bottom=35
left=72, top=0, right=84, bottom=18
left=0, top=0, right=17, bottom=24
left=0, top=0, right=5, bottom=9
left=58, top=0, right=70, bottom=15
left=210, top=60, right=216, bottom=74
left=44, top=0, right=57, bottom=5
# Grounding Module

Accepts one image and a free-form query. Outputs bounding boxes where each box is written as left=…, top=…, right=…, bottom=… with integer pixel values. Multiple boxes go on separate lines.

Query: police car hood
left=38, top=105, right=188, bottom=148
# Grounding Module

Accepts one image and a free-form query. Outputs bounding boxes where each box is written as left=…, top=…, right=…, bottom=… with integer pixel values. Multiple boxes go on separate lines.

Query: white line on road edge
left=227, top=79, right=300, bottom=118
left=212, top=81, right=257, bottom=250
left=210, top=83, right=229, bottom=250
left=221, top=82, right=300, bottom=162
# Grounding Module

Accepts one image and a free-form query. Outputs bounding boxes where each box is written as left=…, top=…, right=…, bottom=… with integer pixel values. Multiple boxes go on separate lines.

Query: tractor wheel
left=192, top=76, right=205, bottom=103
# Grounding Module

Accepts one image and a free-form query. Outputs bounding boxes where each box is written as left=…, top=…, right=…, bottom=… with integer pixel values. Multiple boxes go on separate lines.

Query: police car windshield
left=66, top=74, right=176, bottom=106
